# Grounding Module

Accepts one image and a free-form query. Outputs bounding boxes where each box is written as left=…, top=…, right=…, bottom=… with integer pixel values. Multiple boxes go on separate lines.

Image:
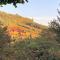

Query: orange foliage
left=7, top=24, right=40, bottom=40
left=0, top=11, right=45, bottom=40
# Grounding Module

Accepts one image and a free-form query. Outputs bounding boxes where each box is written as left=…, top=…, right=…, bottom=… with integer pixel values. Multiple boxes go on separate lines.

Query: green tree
left=49, top=9, right=60, bottom=43
left=0, top=0, right=28, bottom=7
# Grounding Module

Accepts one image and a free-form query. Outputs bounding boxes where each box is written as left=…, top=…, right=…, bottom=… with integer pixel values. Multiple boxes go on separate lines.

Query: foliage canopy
left=0, top=0, right=28, bottom=7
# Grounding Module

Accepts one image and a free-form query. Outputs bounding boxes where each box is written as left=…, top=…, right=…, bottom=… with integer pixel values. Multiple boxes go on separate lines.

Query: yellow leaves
left=7, top=24, right=40, bottom=40
left=10, top=31, right=19, bottom=36
left=24, top=31, right=30, bottom=38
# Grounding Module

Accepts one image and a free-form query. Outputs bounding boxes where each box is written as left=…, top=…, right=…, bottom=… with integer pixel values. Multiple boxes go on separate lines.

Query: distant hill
left=0, top=11, right=47, bottom=41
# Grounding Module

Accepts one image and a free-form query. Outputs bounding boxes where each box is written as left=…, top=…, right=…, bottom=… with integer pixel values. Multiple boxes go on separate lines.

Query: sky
left=0, top=0, right=60, bottom=26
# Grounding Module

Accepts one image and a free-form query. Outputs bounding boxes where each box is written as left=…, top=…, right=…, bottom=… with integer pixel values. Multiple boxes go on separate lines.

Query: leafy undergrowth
left=1, top=37, right=60, bottom=60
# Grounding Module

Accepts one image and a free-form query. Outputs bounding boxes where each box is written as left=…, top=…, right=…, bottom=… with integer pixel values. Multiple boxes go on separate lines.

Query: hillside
left=0, top=11, right=47, bottom=40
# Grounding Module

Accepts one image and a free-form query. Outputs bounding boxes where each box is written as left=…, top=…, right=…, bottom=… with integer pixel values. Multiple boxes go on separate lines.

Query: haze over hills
left=0, top=11, right=47, bottom=40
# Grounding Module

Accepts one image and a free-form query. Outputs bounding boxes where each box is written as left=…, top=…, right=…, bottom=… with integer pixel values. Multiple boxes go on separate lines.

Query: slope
left=0, top=11, right=47, bottom=40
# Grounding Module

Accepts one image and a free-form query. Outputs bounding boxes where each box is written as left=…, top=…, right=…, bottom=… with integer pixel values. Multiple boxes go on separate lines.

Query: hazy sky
left=0, top=0, right=60, bottom=25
